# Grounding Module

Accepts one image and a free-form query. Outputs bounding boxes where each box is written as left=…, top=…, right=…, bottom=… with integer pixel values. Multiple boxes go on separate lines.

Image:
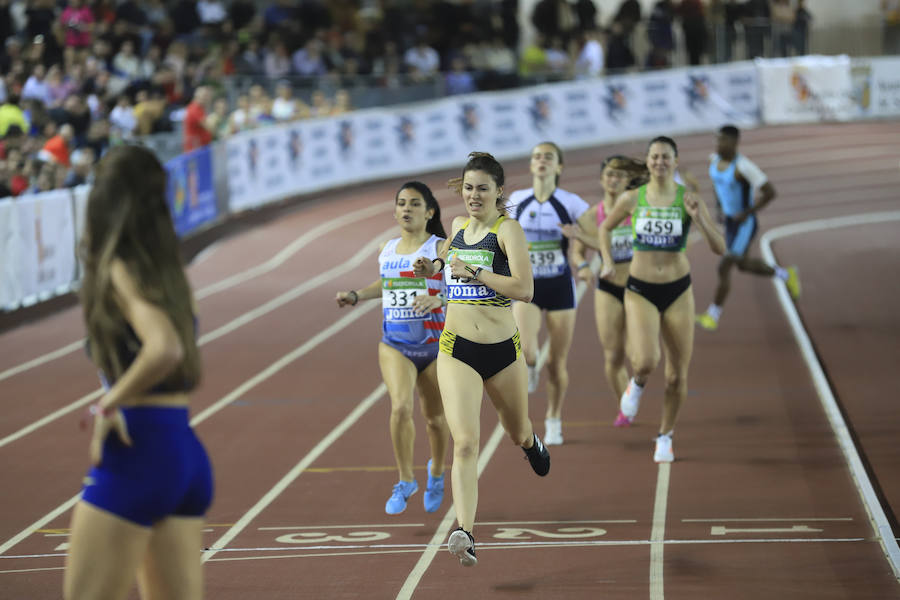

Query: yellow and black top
left=445, top=216, right=511, bottom=308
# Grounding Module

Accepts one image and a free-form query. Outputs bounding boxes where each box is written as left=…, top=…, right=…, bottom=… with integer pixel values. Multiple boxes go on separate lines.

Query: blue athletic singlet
left=378, top=235, right=446, bottom=346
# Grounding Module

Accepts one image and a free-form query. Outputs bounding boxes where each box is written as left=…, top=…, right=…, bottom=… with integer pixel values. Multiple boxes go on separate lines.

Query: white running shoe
left=619, top=378, right=643, bottom=420
left=544, top=418, right=563, bottom=446
left=654, top=433, right=674, bottom=463
left=528, top=365, right=540, bottom=394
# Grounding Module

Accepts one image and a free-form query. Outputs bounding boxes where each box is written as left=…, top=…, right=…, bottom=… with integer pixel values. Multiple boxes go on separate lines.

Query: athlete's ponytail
left=396, top=181, right=446, bottom=238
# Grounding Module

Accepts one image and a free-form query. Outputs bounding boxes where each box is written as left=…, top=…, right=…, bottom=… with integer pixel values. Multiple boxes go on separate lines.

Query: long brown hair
left=447, top=151, right=508, bottom=215
left=80, top=145, right=201, bottom=390
left=601, top=154, right=650, bottom=190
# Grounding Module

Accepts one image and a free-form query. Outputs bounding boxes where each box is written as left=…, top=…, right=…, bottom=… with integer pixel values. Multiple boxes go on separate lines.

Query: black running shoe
left=448, top=527, right=477, bottom=566
left=523, top=433, right=551, bottom=476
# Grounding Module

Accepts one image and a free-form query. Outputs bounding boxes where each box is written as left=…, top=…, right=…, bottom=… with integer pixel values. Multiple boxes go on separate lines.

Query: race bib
left=445, top=249, right=495, bottom=301
left=610, top=226, right=633, bottom=263
left=634, top=206, right=684, bottom=249
left=382, top=277, right=428, bottom=321
left=528, top=240, right=566, bottom=278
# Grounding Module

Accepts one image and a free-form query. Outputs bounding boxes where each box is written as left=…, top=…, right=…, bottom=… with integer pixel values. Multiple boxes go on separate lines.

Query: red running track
left=0, top=122, right=898, bottom=599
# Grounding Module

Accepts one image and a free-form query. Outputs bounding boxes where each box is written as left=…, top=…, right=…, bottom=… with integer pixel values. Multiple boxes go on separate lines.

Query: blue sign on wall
left=165, top=146, right=218, bottom=237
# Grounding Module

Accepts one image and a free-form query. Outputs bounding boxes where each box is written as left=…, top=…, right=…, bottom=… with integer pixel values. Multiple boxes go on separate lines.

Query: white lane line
left=682, top=518, right=853, bottom=522
left=192, top=202, right=391, bottom=300
left=0, top=201, right=392, bottom=384
left=3, top=536, right=870, bottom=563
left=0, top=226, right=395, bottom=450
left=0, top=341, right=85, bottom=384
left=0, top=496, right=81, bottom=557
left=650, top=463, right=671, bottom=600
left=201, top=382, right=387, bottom=562
left=0, top=388, right=103, bottom=449
left=395, top=273, right=594, bottom=598
left=395, top=424, right=506, bottom=600
left=761, top=210, right=900, bottom=581
left=0, top=302, right=380, bottom=556
left=258, top=524, right=425, bottom=530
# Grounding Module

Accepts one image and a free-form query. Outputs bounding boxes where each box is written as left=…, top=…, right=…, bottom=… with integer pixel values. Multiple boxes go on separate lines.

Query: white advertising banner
left=0, top=199, right=19, bottom=310
left=224, top=61, right=765, bottom=213
left=851, top=56, right=900, bottom=118
left=757, top=55, right=855, bottom=124
left=11, top=189, right=78, bottom=306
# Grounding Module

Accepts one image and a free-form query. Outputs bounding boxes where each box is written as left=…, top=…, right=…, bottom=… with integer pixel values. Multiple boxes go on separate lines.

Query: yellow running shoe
left=696, top=313, right=718, bottom=331
left=785, top=266, right=801, bottom=299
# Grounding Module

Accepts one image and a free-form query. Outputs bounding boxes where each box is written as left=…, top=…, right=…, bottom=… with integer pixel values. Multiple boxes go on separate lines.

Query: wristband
left=464, top=265, right=477, bottom=279
left=473, top=266, right=483, bottom=281
left=89, top=403, right=115, bottom=418
left=576, top=262, right=589, bottom=271
left=432, top=257, right=445, bottom=272
left=348, top=290, right=359, bottom=305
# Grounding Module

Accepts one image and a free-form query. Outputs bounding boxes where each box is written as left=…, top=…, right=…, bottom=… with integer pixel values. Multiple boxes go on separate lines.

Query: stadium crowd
left=0, top=0, right=825, bottom=199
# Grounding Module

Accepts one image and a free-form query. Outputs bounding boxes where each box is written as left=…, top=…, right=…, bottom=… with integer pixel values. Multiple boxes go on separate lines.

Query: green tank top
left=631, top=184, right=692, bottom=252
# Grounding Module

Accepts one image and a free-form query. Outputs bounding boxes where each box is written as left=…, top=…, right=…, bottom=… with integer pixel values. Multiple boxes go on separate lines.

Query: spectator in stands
left=883, top=1, right=900, bottom=54
left=743, top=0, right=771, bottom=59
left=606, top=21, right=636, bottom=72
left=771, top=0, right=795, bottom=57
left=182, top=85, right=212, bottom=152
left=544, top=36, right=571, bottom=77
left=519, top=33, right=549, bottom=79
left=39, top=122, right=74, bottom=167
left=272, top=81, right=307, bottom=121
left=60, top=0, right=94, bottom=50
left=794, top=0, right=812, bottom=55
left=0, top=158, right=11, bottom=198
left=404, top=36, right=441, bottom=81
left=203, top=96, right=229, bottom=139
left=483, top=38, right=518, bottom=89
left=112, top=39, right=142, bottom=81
left=446, top=56, right=478, bottom=95
left=109, top=94, right=137, bottom=140
left=647, top=0, right=675, bottom=64
left=228, top=94, right=253, bottom=134
left=331, top=88, right=352, bottom=116
left=23, top=64, right=52, bottom=106
left=613, top=0, right=642, bottom=35
left=573, top=29, right=604, bottom=79
left=63, top=146, right=94, bottom=187
left=46, top=64, right=77, bottom=109
left=0, top=94, right=30, bottom=138
left=264, top=38, right=292, bottom=79
left=532, top=0, right=578, bottom=46
left=678, top=0, right=708, bottom=65
left=293, top=38, right=328, bottom=78
left=309, top=89, right=332, bottom=118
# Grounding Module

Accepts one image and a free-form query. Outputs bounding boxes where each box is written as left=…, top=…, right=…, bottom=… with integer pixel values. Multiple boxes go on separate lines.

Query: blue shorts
left=532, top=274, right=576, bottom=311
left=724, top=216, right=758, bottom=257
left=81, top=406, right=213, bottom=527
left=381, top=338, right=438, bottom=373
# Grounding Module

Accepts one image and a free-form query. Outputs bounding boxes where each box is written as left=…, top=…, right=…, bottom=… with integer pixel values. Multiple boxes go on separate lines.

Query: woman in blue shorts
left=65, top=145, right=213, bottom=600
left=597, top=137, right=725, bottom=463
left=336, top=182, right=450, bottom=515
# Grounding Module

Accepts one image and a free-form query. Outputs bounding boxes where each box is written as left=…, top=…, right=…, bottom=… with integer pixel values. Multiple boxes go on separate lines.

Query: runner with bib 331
left=597, top=136, right=725, bottom=463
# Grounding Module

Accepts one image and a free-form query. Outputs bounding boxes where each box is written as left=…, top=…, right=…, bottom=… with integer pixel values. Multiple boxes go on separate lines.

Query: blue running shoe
left=385, top=480, right=418, bottom=515
left=423, top=459, right=445, bottom=513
